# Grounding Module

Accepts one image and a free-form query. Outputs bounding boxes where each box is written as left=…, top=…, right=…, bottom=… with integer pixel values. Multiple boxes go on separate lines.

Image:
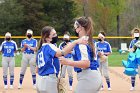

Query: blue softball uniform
left=96, top=41, right=112, bottom=54
left=0, top=40, right=18, bottom=57
left=72, top=44, right=97, bottom=73
left=59, top=42, right=72, bottom=58
left=36, top=43, right=60, bottom=76
left=129, top=39, right=138, bottom=48
left=21, top=38, right=37, bottom=53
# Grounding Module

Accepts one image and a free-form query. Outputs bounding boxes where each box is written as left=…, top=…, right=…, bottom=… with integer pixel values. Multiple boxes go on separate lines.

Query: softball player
left=96, top=31, right=112, bottom=91
left=59, top=17, right=102, bottom=93
left=129, top=27, right=140, bottom=91
left=36, top=26, right=88, bottom=93
left=18, top=29, right=37, bottom=89
left=59, top=33, right=73, bottom=91
left=0, top=32, right=18, bottom=89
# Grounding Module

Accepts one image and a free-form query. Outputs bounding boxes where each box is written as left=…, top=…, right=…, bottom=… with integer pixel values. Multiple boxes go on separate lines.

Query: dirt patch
left=0, top=67, right=140, bottom=93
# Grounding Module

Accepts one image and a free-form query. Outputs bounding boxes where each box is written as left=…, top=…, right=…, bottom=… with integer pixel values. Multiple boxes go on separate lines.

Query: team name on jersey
left=4, top=46, right=14, bottom=49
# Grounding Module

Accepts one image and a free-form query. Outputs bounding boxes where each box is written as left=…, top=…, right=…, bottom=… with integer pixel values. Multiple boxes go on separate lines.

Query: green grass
left=108, top=52, right=128, bottom=67
left=0, top=50, right=129, bottom=67
left=0, top=53, right=22, bottom=67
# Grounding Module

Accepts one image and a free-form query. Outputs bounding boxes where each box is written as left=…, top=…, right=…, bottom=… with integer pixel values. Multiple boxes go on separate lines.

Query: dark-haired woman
left=59, top=17, right=102, bottom=93
left=36, top=26, right=87, bottom=93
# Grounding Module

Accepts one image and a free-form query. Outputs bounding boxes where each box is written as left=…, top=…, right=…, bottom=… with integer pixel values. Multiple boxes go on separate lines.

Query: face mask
left=98, top=38, right=102, bottom=41
left=75, top=31, right=79, bottom=37
left=27, top=34, right=32, bottom=38
left=135, top=37, right=139, bottom=40
left=51, top=36, right=58, bottom=44
left=6, top=38, right=11, bottom=41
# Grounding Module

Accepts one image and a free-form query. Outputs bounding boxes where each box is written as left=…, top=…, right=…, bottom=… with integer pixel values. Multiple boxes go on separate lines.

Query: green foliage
left=75, top=0, right=126, bottom=35
left=0, top=0, right=24, bottom=35
left=17, top=0, right=47, bottom=35
left=43, top=0, right=77, bottom=35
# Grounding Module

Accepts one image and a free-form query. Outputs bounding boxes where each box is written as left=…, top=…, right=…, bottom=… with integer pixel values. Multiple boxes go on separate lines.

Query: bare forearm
left=62, top=40, right=78, bottom=56
left=67, top=60, right=90, bottom=69
left=104, top=52, right=111, bottom=56
left=21, top=47, right=26, bottom=52
left=28, top=46, right=37, bottom=52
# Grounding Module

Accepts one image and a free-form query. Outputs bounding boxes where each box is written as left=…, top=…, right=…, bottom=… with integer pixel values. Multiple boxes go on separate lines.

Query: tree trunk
left=117, top=15, right=120, bottom=50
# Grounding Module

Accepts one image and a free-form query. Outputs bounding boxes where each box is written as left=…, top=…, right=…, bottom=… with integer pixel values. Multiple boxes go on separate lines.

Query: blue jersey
left=96, top=41, right=112, bottom=54
left=0, top=40, right=18, bottom=57
left=72, top=44, right=97, bottom=73
left=36, top=43, right=60, bottom=76
left=21, top=38, right=37, bottom=53
left=59, top=41, right=72, bottom=58
left=94, top=41, right=99, bottom=68
left=129, top=39, right=138, bottom=48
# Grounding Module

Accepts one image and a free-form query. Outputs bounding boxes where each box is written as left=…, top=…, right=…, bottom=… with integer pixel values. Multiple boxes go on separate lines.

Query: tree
left=0, top=0, right=24, bottom=35
left=17, top=0, right=47, bottom=35
left=43, top=0, right=77, bottom=35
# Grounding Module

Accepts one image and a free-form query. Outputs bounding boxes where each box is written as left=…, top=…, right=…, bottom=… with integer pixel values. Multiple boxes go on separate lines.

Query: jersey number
left=37, top=52, right=45, bottom=68
left=7, top=49, right=11, bottom=53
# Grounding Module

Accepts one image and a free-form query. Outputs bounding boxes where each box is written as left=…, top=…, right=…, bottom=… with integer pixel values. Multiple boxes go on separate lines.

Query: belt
left=41, top=74, right=58, bottom=77
left=4, top=56, right=14, bottom=57
left=77, top=68, right=97, bottom=73
left=24, top=52, right=34, bottom=54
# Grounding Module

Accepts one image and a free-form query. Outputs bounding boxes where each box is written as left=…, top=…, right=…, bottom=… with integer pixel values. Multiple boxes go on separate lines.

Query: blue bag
left=127, top=52, right=135, bottom=62
left=124, top=68, right=137, bottom=76
left=135, top=48, right=140, bottom=65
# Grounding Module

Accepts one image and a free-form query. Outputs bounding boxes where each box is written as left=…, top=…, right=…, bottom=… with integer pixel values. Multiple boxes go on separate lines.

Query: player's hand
left=24, top=44, right=28, bottom=48
left=59, top=57, right=69, bottom=65
left=36, top=67, right=38, bottom=73
left=76, top=36, right=88, bottom=45
left=98, top=52, right=104, bottom=56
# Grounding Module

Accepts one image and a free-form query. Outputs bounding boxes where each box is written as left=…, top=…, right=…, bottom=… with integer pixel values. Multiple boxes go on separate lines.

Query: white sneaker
left=10, top=85, right=13, bottom=89
left=69, top=86, right=72, bottom=91
left=18, top=84, right=22, bottom=89
left=33, top=84, right=36, bottom=89
left=100, top=87, right=104, bottom=91
left=108, top=88, right=112, bottom=91
left=4, top=85, right=8, bottom=89
left=130, top=87, right=135, bottom=91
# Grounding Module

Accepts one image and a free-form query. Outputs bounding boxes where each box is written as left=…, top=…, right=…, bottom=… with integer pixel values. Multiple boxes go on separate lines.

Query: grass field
left=0, top=48, right=129, bottom=67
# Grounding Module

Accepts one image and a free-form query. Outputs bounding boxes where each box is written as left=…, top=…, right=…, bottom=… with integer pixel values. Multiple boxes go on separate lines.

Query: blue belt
left=77, top=68, right=97, bottom=73
left=24, top=52, right=34, bottom=54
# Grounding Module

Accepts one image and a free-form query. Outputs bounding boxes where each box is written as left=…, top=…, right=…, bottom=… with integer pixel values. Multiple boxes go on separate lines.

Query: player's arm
left=60, top=58, right=90, bottom=69
left=104, top=43, right=112, bottom=56
left=55, top=40, right=79, bottom=57
left=59, top=44, right=90, bottom=69
left=21, top=44, right=27, bottom=52
left=0, top=43, right=4, bottom=53
left=27, top=40, right=37, bottom=52
left=27, top=46, right=37, bottom=52
left=14, top=42, right=18, bottom=53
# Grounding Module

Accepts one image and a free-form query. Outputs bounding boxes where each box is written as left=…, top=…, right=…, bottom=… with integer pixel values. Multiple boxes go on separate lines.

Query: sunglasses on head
left=74, top=21, right=80, bottom=30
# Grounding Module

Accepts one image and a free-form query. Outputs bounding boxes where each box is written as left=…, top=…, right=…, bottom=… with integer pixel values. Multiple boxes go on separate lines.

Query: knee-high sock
left=32, top=75, right=36, bottom=85
left=3, top=75, right=7, bottom=85
left=69, top=76, right=73, bottom=86
left=10, top=75, right=14, bottom=85
left=105, top=77, right=111, bottom=88
left=131, top=76, right=136, bottom=87
left=19, top=74, right=24, bottom=85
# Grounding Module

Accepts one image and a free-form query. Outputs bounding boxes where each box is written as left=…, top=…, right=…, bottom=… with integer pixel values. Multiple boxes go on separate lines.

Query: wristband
left=61, top=50, right=65, bottom=56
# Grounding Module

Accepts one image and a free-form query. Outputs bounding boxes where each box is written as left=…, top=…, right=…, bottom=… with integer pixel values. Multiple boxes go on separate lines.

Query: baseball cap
left=5, top=32, right=11, bottom=37
left=63, top=34, right=70, bottom=39
left=26, top=29, right=33, bottom=34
